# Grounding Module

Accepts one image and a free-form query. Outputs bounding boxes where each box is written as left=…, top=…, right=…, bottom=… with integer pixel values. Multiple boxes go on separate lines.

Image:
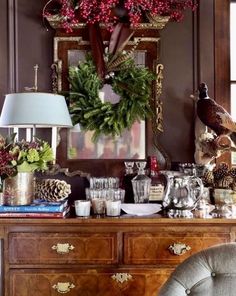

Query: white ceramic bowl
left=121, top=203, right=162, bottom=216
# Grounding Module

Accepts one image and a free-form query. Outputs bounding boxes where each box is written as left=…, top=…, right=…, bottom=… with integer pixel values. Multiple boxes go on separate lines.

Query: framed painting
left=68, top=121, right=146, bottom=160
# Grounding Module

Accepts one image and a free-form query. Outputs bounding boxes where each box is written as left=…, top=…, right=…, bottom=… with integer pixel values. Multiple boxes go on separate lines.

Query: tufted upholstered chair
left=159, top=243, right=236, bottom=296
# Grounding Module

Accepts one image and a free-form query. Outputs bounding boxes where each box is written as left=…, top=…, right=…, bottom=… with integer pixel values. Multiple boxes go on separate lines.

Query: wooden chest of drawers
left=9, top=232, right=118, bottom=265
left=1, top=217, right=236, bottom=295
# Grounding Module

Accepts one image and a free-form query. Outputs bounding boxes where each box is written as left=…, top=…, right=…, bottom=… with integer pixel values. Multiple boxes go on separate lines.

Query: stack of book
left=0, top=199, right=69, bottom=218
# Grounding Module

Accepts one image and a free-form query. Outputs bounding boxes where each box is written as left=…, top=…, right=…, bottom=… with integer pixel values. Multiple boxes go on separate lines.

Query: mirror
left=66, top=48, right=147, bottom=160
left=50, top=24, right=171, bottom=176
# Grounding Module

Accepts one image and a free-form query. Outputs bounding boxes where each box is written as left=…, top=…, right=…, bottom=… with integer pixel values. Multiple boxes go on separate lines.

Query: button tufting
left=186, top=289, right=191, bottom=295
left=211, top=272, right=216, bottom=277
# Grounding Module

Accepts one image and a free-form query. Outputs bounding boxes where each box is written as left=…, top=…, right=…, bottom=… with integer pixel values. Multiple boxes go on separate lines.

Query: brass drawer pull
left=111, top=273, right=133, bottom=284
left=168, top=242, right=191, bottom=256
left=52, top=282, right=75, bottom=294
left=51, top=243, right=75, bottom=254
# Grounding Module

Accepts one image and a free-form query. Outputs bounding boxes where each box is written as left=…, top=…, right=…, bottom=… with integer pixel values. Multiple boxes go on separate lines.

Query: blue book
left=0, top=199, right=68, bottom=213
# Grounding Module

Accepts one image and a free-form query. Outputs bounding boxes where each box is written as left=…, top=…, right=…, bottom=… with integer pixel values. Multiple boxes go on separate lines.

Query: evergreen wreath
left=68, top=55, right=155, bottom=141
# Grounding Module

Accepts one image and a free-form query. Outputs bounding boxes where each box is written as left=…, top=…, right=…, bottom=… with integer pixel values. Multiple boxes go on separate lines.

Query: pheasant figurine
left=197, top=82, right=236, bottom=143
left=194, top=82, right=236, bottom=164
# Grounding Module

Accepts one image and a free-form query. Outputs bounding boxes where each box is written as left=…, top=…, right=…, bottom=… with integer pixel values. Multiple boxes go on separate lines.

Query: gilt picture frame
left=67, top=46, right=147, bottom=160
left=53, top=28, right=171, bottom=174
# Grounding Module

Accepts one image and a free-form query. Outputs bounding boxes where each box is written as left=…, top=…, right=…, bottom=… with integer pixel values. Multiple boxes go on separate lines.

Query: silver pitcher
left=161, top=171, right=204, bottom=218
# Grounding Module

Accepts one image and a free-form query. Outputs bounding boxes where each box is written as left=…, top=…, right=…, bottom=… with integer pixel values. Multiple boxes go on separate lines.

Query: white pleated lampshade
left=0, top=92, right=72, bottom=128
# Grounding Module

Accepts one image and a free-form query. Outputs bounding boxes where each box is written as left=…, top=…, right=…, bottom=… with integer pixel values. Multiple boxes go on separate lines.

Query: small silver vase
left=3, top=172, right=35, bottom=205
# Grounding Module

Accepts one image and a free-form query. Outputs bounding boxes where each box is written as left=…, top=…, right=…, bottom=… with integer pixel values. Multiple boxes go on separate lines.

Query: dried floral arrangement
left=0, top=134, right=54, bottom=181
left=43, top=0, right=198, bottom=32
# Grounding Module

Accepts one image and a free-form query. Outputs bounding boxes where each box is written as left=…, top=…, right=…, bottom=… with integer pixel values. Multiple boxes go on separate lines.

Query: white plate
left=121, top=203, right=162, bottom=216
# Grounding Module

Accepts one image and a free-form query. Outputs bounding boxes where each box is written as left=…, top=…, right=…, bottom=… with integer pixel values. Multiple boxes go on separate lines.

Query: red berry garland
left=44, top=0, right=198, bottom=32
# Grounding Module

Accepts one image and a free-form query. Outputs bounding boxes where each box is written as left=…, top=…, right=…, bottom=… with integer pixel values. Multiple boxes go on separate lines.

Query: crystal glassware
left=123, top=162, right=136, bottom=203
left=124, top=162, right=135, bottom=175
left=131, top=162, right=151, bottom=203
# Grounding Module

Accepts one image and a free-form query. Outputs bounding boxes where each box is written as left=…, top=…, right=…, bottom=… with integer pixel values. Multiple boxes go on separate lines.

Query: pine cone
left=229, top=168, right=236, bottom=178
left=217, top=175, right=234, bottom=189
left=232, top=180, right=236, bottom=191
left=202, top=171, right=214, bottom=186
left=213, top=163, right=229, bottom=181
left=35, top=179, right=71, bottom=202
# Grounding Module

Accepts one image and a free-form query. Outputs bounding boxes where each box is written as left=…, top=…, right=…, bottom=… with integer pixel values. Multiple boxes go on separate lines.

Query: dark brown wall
left=0, top=0, right=9, bottom=103
left=0, top=0, right=54, bottom=139
left=1, top=0, right=52, bottom=95
left=0, top=0, right=220, bottom=172
left=159, top=10, right=196, bottom=163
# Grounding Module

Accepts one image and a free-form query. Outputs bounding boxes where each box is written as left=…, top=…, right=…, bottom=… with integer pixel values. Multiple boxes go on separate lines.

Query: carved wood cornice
left=46, top=14, right=170, bottom=30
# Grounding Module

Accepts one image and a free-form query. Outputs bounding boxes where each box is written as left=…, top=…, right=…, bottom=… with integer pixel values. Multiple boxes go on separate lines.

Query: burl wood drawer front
left=124, top=232, right=231, bottom=265
left=9, top=269, right=172, bottom=296
left=9, top=232, right=118, bottom=264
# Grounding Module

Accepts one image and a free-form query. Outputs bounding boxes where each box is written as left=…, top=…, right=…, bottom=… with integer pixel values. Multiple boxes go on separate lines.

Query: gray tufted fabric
left=159, top=243, right=236, bottom=296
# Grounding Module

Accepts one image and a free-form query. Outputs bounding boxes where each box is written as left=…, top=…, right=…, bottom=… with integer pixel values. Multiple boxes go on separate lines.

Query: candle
left=105, top=200, right=121, bottom=217
left=74, top=200, right=91, bottom=217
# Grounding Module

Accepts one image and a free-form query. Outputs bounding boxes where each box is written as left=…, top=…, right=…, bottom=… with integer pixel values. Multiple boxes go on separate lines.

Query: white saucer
left=121, top=203, right=162, bottom=216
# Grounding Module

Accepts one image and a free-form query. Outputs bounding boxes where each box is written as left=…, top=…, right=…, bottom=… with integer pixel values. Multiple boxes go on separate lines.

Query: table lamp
left=0, top=91, right=72, bottom=159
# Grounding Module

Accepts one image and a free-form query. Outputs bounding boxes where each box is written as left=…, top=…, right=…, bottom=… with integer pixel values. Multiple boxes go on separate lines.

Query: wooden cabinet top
left=1, top=216, right=236, bottom=226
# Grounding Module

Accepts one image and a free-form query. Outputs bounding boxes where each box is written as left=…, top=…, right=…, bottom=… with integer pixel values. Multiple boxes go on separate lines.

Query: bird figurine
left=197, top=82, right=236, bottom=142
left=194, top=82, right=236, bottom=164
